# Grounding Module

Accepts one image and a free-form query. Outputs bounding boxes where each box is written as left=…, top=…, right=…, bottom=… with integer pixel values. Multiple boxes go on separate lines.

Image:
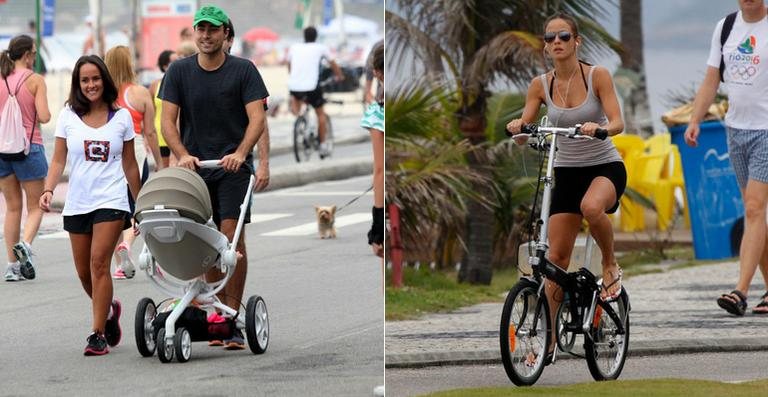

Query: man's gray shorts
left=726, top=127, right=768, bottom=189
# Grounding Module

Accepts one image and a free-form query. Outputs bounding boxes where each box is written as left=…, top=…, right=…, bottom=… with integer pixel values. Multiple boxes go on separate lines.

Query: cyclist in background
left=505, top=12, right=625, bottom=360
left=286, top=26, right=342, bottom=157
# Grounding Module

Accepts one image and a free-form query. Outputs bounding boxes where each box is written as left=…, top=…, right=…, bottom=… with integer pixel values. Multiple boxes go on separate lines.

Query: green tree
left=387, top=0, right=619, bottom=284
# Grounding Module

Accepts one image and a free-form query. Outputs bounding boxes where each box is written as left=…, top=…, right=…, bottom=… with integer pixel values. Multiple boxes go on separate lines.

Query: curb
left=385, top=337, right=768, bottom=368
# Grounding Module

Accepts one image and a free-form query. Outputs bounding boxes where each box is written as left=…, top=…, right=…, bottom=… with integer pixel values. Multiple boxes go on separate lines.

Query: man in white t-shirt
left=685, top=0, right=768, bottom=316
left=287, top=26, right=343, bottom=157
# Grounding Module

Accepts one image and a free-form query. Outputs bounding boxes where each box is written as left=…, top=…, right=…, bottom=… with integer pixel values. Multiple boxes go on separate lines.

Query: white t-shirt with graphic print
left=54, top=106, right=136, bottom=216
left=707, top=11, right=768, bottom=129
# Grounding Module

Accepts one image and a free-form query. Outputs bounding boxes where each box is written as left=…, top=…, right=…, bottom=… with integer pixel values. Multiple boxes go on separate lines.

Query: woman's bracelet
left=42, top=189, right=54, bottom=195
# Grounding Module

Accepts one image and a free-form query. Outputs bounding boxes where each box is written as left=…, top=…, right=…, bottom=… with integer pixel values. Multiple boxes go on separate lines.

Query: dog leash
left=336, top=185, right=374, bottom=214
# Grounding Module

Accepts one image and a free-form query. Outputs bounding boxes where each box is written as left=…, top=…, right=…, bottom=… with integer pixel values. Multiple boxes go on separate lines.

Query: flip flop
left=600, top=267, right=623, bottom=301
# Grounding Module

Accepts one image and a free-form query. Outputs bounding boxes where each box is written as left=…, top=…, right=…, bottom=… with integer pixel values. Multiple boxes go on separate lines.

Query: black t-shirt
left=160, top=54, right=268, bottom=177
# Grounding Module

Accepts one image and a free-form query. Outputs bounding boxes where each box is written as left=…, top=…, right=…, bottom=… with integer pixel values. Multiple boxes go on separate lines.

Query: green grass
left=417, top=378, right=768, bottom=397
left=385, top=267, right=519, bottom=321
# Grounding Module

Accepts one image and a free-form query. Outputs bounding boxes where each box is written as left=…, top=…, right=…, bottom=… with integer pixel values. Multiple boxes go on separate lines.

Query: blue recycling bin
left=669, top=121, right=744, bottom=259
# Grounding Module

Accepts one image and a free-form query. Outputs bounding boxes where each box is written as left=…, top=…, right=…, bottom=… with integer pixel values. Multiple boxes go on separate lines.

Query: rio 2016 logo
left=738, top=35, right=756, bottom=54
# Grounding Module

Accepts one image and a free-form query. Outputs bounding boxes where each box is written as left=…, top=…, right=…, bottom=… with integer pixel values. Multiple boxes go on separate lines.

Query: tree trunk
left=457, top=111, right=494, bottom=285
left=620, top=0, right=654, bottom=138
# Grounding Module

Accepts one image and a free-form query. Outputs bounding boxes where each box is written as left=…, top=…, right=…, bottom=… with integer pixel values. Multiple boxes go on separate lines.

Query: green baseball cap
left=193, top=5, right=229, bottom=27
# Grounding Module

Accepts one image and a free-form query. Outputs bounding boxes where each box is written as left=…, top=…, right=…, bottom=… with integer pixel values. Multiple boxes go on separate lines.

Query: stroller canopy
left=135, top=167, right=212, bottom=223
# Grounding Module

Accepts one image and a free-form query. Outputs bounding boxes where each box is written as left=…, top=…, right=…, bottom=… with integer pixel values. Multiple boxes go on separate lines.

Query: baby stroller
left=132, top=161, right=269, bottom=363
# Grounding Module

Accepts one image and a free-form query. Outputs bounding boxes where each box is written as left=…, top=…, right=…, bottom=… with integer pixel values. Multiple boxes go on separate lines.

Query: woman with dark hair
left=506, top=12, right=625, bottom=361
left=39, top=55, right=141, bottom=356
left=1, top=34, right=51, bottom=282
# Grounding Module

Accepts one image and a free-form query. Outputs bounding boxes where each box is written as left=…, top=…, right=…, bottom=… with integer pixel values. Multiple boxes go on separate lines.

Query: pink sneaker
left=112, top=267, right=127, bottom=280
left=114, top=242, right=135, bottom=279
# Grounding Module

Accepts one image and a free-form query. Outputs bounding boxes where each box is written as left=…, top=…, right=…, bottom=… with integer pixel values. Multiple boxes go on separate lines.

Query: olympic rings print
left=729, top=64, right=758, bottom=80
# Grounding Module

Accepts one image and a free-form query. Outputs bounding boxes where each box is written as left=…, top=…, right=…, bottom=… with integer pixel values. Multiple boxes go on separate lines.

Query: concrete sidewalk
left=386, top=261, right=768, bottom=368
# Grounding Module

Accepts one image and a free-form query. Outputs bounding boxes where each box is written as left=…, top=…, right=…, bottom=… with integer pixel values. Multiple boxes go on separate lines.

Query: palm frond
left=386, top=80, right=458, bottom=140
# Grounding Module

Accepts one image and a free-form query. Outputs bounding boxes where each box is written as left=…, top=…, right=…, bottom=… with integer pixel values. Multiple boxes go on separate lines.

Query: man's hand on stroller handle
left=178, top=155, right=246, bottom=173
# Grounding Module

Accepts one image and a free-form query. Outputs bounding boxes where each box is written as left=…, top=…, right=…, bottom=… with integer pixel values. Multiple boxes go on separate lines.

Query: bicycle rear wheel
left=293, top=116, right=311, bottom=162
left=500, top=279, right=550, bottom=386
left=584, top=288, right=630, bottom=381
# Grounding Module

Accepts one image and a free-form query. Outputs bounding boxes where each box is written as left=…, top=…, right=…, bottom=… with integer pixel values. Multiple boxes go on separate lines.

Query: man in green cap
left=160, top=4, right=269, bottom=350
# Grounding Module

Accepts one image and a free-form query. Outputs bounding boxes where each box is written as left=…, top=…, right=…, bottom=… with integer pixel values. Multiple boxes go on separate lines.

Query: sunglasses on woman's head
left=543, top=31, right=572, bottom=43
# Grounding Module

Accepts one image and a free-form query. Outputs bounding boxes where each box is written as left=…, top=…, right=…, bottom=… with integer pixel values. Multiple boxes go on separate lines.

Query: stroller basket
left=152, top=306, right=234, bottom=342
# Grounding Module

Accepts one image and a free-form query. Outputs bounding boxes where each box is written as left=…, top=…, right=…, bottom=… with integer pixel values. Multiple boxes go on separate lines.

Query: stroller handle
left=198, top=160, right=222, bottom=169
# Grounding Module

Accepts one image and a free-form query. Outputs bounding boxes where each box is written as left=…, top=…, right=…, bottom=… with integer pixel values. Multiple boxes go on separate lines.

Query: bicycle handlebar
left=506, top=123, right=608, bottom=140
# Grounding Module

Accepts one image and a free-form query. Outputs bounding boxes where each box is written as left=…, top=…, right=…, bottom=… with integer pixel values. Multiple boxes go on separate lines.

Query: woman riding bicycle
left=505, top=12, right=626, bottom=356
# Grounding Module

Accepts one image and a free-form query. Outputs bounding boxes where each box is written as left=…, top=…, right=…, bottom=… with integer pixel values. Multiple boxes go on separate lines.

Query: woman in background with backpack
left=0, top=35, right=51, bottom=282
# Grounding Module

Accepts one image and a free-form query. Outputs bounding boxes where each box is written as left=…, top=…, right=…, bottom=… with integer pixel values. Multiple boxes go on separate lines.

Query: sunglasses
left=543, top=31, right=573, bottom=43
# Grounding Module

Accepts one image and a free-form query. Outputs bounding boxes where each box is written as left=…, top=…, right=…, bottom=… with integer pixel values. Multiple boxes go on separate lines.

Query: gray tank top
left=540, top=66, right=623, bottom=167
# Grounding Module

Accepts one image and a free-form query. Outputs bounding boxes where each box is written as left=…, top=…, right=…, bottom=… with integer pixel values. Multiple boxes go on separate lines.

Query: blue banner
left=323, top=0, right=333, bottom=26
left=42, top=0, right=55, bottom=37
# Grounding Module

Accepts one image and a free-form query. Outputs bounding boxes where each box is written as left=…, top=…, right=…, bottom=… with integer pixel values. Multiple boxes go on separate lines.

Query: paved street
left=0, top=170, right=382, bottom=396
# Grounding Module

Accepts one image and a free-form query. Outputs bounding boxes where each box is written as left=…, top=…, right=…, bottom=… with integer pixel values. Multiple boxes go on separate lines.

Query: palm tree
left=618, top=0, right=654, bottom=137
left=387, top=0, right=619, bottom=284
left=386, top=82, right=492, bottom=262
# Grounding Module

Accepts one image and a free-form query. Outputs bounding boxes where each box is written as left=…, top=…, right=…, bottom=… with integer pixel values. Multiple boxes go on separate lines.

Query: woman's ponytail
left=0, top=50, right=14, bottom=79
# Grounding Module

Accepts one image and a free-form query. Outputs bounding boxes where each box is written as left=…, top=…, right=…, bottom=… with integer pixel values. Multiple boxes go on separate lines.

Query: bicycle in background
left=292, top=76, right=343, bottom=163
left=499, top=119, right=630, bottom=386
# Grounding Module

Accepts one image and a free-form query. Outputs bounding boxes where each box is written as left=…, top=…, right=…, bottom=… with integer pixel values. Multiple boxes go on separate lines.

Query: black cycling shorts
left=290, top=86, right=326, bottom=109
left=205, top=167, right=252, bottom=227
left=550, top=161, right=627, bottom=215
left=63, top=209, right=132, bottom=234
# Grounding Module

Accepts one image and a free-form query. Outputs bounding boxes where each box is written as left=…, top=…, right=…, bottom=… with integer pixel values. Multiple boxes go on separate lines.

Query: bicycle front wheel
left=293, top=116, right=311, bottom=162
left=584, top=288, right=630, bottom=381
left=500, top=278, right=550, bottom=386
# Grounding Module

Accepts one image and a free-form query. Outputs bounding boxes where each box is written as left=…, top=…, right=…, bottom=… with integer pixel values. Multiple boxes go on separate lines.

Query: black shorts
left=205, top=167, right=252, bottom=227
left=290, top=86, right=326, bottom=108
left=160, top=146, right=171, bottom=157
left=550, top=161, right=627, bottom=215
left=63, top=209, right=132, bottom=234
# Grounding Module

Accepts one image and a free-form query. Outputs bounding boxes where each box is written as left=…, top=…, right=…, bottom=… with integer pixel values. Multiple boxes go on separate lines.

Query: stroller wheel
left=175, top=327, right=192, bottom=363
left=246, top=295, right=269, bottom=354
left=157, top=328, right=174, bottom=363
left=135, top=298, right=157, bottom=357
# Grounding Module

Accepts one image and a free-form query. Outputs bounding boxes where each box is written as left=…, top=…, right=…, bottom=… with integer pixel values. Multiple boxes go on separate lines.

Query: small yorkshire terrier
left=314, top=205, right=337, bottom=239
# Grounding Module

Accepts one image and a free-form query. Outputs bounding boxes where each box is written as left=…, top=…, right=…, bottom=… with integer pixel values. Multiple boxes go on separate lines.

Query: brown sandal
left=752, top=291, right=768, bottom=314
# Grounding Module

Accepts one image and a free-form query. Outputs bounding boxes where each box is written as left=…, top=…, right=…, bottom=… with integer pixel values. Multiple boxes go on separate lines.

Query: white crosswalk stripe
left=261, top=213, right=370, bottom=237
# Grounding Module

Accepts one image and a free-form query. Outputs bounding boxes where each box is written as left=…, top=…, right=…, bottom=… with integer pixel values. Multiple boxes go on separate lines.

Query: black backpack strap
left=720, top=12, right=738, bottom=82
